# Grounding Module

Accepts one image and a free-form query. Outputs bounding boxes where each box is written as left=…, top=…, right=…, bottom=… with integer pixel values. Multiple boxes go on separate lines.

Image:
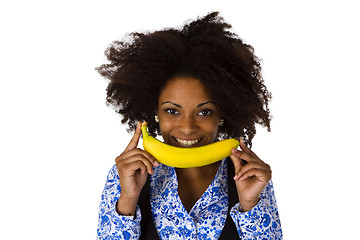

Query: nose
left=178, top=115, right=198, bottom=136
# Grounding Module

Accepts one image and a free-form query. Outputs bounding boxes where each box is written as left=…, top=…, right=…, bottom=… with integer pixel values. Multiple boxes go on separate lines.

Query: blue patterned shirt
left=97, top=159, right=282, bottom=239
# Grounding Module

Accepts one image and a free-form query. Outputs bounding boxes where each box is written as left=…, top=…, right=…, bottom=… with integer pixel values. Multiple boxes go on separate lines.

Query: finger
left=124, top=121, right=142, bottom=152
left=232, top=149, right=256, bottom=164
left=230, top=149, right=244, bottom=171
left=237, top=168, right=271, bottom=183
left=120, top=148, right=159, bottom=167
left=239, top=140, right=260, bottom=158
left=234, top=161, right=270, bottom=180
left=122, top=160, right=149, bottom=176
left=122, top=154, right=155, bottom=175
left=230, top=149, right=247, bottom=181
left=232, top=147, right=263, bottom=164
left=239, top=138, right=250, bottom=152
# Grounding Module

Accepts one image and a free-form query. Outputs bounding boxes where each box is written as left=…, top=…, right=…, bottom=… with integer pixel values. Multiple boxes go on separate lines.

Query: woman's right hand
left=115, top=121, right=159, bottom=216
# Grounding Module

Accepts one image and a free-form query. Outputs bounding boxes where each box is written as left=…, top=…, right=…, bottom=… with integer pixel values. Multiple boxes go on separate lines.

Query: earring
left=154, top=115, right=159, bottom=123
left=219, top=119, right=224, bottom=126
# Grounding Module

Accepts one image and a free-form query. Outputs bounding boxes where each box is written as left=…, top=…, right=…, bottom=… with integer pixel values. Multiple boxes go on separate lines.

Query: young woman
left=96, top=12, right=282, bottom=239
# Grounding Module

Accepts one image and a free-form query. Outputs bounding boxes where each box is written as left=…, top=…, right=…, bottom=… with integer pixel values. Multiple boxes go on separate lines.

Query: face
left=157, top=76, right=221, bottom=148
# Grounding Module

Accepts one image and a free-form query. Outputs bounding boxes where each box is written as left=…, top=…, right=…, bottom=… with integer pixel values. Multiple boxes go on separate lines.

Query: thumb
left=124, top=121, right=142, bottom=152
left=229, top=148, right=243, bottom=173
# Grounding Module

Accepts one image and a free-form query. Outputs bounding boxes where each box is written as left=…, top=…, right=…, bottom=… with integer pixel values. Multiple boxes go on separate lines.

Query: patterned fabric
left=97, top=159, right=283, bottom=239
left=150, top=159, right=229, bottom=239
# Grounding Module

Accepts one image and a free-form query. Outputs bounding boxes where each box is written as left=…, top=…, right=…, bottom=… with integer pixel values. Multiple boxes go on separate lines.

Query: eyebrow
left=161, top=101, right=215, bottom=108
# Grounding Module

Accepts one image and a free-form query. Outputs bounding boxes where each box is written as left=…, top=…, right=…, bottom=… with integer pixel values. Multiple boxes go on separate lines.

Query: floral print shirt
left=97, top=159, right=282, bottom=239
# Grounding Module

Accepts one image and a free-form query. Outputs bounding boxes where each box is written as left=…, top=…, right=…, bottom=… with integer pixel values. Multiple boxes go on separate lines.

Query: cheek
left=203, top=121, right=220, bottom=138
left=211, top=126, right=219, bottom=138
left=158, top=120, right=173, bottom=137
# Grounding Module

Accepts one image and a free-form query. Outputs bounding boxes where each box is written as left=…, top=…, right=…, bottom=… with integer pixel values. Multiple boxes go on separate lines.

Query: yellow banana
left=141, top=122, right=239, bottom=168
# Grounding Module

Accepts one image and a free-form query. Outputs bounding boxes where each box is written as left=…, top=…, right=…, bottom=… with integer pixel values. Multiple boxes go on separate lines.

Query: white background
left=1, top=0, right=359, bottom=239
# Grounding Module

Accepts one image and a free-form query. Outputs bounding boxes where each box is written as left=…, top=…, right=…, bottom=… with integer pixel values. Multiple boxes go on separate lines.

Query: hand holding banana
left=141, top=121, right=239, bottom=168
left=115, top=121, right=159, bottom=216
left=229, top=142, right=272, bottom=212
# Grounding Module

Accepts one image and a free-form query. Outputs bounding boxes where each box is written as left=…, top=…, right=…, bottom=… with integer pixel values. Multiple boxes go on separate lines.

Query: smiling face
left=157, top=76, right=221, bottom=148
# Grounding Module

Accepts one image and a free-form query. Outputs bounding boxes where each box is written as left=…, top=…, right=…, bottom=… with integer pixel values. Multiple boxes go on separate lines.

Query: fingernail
left=232, top=148, right=238, bottom=153
left=239, top=175, right=244, bottom=180
left=234, top=173, right=240, bottom=180
left=154, top=161, right=159, bottom=166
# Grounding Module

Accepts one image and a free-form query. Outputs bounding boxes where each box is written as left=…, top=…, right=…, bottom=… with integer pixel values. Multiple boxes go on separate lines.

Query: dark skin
left=175, top=162, right=221, bottom=212
left=115, top=76, right=271, bottom=216
left=157, top=77, right=223, bottom=212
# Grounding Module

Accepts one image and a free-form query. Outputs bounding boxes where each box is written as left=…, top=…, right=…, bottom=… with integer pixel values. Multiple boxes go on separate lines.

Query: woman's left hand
left=229, top=140, right=272, bottom=212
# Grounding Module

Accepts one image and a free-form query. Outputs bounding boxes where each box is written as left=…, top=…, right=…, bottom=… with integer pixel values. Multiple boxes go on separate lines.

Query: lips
left=174, top=137, right=201, bottom=147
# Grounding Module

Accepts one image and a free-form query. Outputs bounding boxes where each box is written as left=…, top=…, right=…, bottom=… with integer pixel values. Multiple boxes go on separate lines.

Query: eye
left=198, top=109, right=213, bottom=116
left=165, top=108, right=179, bottom=115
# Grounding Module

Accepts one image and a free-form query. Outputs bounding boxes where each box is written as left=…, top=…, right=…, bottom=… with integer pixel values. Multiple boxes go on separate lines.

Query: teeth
left=175, top=138, right=200, bottom=147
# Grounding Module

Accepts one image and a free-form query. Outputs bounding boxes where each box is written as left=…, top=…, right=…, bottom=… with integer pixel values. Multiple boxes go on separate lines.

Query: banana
left=141, top=121, right=239, bottom=168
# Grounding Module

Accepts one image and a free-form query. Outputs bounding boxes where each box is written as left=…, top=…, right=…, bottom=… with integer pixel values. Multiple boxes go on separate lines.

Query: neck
left=175, top=161, right=221, bottom=182
left=175, top=161, right=221, bottom=212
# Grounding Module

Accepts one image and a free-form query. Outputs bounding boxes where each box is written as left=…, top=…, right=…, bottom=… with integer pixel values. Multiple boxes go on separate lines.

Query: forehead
left=159, top=76, right=212, bottom=101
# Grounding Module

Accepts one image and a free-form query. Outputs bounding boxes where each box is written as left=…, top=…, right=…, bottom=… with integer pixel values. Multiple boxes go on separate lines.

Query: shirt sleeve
left=229, top=180, right=283, bottom=239
left=97, top=165, right=142, bottom=240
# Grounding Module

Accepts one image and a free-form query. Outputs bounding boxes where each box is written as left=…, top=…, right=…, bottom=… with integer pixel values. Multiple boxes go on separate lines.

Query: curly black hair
left=96, top=12, right=271, bottom=146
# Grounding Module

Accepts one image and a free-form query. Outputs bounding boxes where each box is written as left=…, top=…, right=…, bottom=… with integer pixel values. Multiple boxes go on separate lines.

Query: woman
left=96, top=12, right=282, bottom=239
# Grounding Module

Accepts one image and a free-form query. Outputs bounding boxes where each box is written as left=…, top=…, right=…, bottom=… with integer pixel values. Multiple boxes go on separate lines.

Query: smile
left=174, top=137, right=201, bottom=147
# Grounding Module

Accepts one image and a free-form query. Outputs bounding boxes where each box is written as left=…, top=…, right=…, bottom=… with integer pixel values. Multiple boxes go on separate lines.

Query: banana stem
left=141, top=121, right=149, bottom=137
